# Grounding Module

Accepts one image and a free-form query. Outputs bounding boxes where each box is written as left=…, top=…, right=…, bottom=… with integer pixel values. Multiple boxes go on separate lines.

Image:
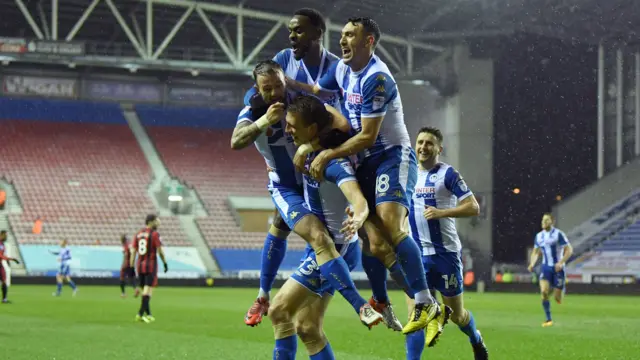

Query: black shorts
left=120, top=267, right=135, bottom=279
left=138, top=272, right=158, bottom=288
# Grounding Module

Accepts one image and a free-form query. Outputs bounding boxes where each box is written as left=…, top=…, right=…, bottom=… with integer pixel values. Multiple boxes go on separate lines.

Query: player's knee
left=269, top=298, right=293, bottom=325
left=307, top=225, right=331, bottom=247
left=271, top=213, right=290, bottom=234
left=450, top=308, right=469, bottom=326
left=369, top=241, right=396, bottom=268
left=295, top=319, right=322, bottom=341
left=540, top=291, right=550, bottom=300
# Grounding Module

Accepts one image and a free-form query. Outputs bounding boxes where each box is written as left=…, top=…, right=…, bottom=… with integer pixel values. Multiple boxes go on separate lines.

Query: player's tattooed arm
left=231, top=121, right=264, bottom=150
left=231, top=103, right=286, bottom=150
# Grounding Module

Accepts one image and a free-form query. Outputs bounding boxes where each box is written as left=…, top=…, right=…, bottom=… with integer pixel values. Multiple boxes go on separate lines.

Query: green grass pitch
left=1, top=285, right=637, bottom=359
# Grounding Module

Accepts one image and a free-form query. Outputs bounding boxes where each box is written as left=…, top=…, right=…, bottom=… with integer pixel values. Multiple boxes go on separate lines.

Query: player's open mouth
left=342, top=48, right=351, bottom=57
left=291, top=44, right=300, bottom=53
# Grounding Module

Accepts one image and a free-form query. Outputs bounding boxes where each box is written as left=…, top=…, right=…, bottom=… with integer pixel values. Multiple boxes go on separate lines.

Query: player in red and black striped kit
left=1, top=230, right=21, bottom=304
left=119, top=234, right=139, bottom=298
left=130, top=215, right=168, bottom=323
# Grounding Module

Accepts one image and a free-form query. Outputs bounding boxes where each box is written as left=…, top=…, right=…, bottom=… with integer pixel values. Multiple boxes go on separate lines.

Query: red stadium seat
left=0, top=120, right=187, bottom=246
left=147, top=126, right=307, bottom=250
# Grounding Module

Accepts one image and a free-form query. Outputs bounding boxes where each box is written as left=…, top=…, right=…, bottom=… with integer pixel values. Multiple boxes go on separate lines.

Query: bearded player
left=240, top=8, right=343, bottom=327
left=232, top=60, right=382, bottom=329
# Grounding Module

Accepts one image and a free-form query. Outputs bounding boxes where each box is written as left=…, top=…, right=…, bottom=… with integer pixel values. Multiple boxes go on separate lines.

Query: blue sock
left=260, top=233, right=287, bottom=295
left=459, top=311, right=481, bottom=344
left=310, top=342, right=335, bottom=360
left=388, top=261, right=414, bottom=298
left=56, top=282, right=62, bottom=294
left=361, top=252, right=389, bottom=304
left=68, top=280, right=77, bottom=290
left=273, top=335, right=297, bottom=360
left=395, top=237, right=428, bottom=299
left=405, top=329, right=425, bottom=360
left=319, top=257, right=366, bottom=313
left=542, top=300, right=552, bottom=321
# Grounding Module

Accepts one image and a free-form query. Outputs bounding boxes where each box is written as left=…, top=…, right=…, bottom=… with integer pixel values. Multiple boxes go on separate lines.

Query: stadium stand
left=0, top=97, right=188, bottom=246
left=138, top=104, right=308, bottom=271
left=566, top=189, right=640, bottom=258
left=594, top=218, right=640, bottom=252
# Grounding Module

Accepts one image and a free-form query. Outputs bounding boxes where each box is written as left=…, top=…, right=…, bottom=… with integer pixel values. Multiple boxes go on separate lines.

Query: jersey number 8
left=376, top=174, right=390, bottom=193
left=138, top=239, right=148, bottom=255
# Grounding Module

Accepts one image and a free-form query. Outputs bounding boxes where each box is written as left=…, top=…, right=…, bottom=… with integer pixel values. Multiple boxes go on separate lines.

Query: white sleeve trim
left=236, top=118, right=253, bottom=126
left=316, top=84, right=339, bottom=93
left=361, top=112, right=386, bottom=119
left=458, top=191, right=473, bottom=202
left=337, top=177, right=357, bottom=187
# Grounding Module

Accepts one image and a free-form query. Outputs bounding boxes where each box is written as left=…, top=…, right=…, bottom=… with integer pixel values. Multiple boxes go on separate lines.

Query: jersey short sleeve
left=243, top=87, right=258, bottom=106
left=317, top=61, right=340, bottom=92
left=272, top=49, right=291, bottom=69
left=557, top=231, right=569, bottom=246
left=236, top=106, right=256, bottom=126
left=323, top=157, right=357, bottom=187
left=361, top=72, right=397, bottom=119
left=533, top=234, right=539, bottom=248
left=444, top=167, right=472, bottom=200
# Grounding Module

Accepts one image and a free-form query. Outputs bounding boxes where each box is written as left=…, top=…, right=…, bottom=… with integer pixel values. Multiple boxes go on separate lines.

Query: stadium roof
left=0, top=0, right=637, bottom=76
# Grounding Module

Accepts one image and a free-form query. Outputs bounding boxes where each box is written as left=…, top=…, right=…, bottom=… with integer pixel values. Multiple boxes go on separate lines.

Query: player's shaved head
left=253, top=60, right=284, bottom=82
left=293, top=8, right=326, bottom=35
left=418, top=127, right=443, bottom=144
left=347, top=17, right=381, bottom=47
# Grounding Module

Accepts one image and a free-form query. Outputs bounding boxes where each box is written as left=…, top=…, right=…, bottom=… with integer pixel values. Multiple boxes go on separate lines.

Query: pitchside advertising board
left=567, top=251, right=640, bottom=284
left=0, top=72, right=245, bottom=107
left=19, top=245, right=207, bottom=278
left=2, top=75, right=78, bottom=98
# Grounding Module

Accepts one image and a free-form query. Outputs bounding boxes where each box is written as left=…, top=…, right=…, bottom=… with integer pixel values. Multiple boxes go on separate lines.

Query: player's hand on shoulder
left=266, top=102, right=285, bottom=125
left=293, top=147, right=309, bottom=175
left=423, top=206, right=443, bottom=220
left=310, top=149, right=332, bottom=181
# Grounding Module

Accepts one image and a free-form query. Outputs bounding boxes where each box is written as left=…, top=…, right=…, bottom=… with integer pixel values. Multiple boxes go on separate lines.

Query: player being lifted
left=288, top=17, right=441, bottom=338
left=231, top=60, right=383, bottom=329
left=269, top=94, right=370, bottom=359
left=0, top=230, right=20, bottom=304
left=237, top=8, right=341, bottom=327
left=131, top=215, right=168, bottom=323
left=528, top=213, right=572, bottom=327
left=119, top=234, right=138, bottom=298
left=404, top=127, right=489, bottom=359
left=49, top=239, right=77, bottom=297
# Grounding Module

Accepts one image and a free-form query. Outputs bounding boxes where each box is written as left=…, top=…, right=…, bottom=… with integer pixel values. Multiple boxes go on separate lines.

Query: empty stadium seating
left=139, top=105, right=307, bottom=252
left=0, top=98, right=188, bottom=246
left=595, top=219, right=640, bottom=252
